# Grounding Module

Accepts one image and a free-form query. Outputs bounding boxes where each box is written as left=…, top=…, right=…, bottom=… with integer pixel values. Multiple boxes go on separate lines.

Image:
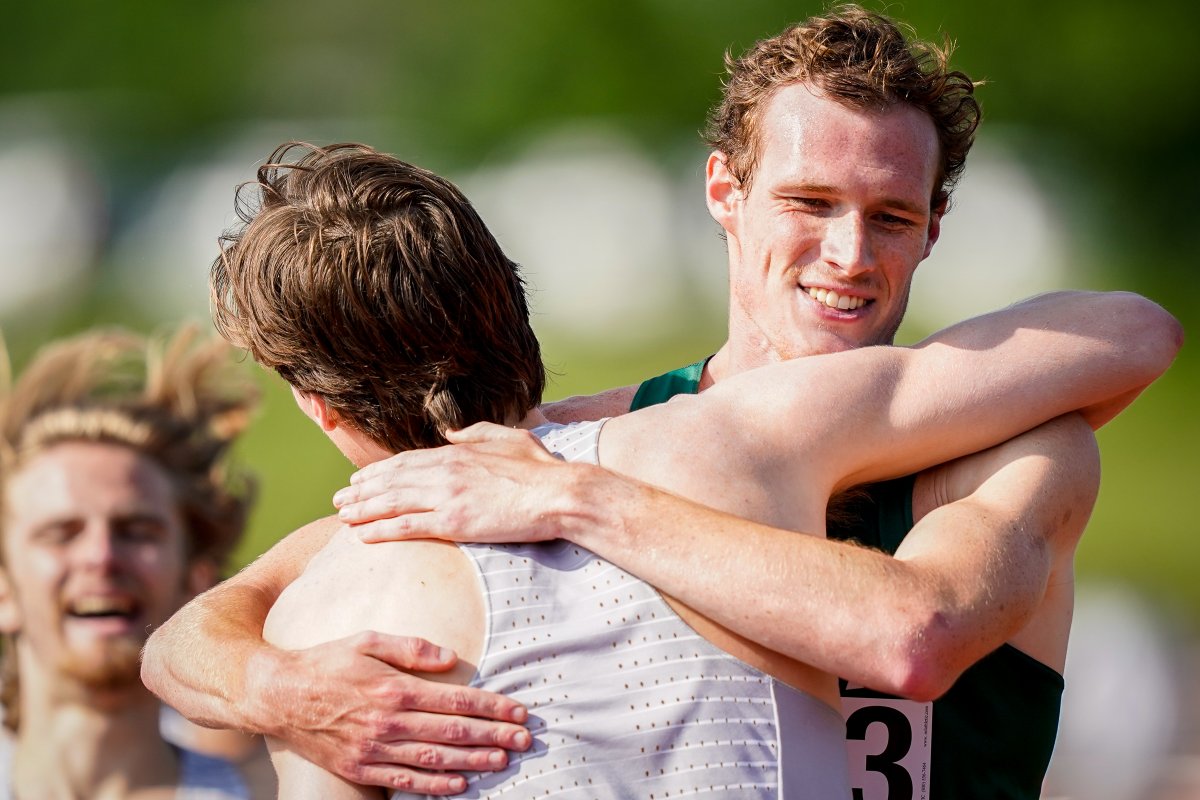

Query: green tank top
left=631, top=360, right=1065, bottom=800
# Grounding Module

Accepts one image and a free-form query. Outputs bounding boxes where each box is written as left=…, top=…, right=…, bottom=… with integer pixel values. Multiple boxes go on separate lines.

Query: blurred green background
left=0, top=0, right=1195, bottom=624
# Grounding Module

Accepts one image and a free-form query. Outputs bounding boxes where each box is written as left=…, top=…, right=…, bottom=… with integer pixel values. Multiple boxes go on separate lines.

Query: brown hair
left=211, top=142, right=545, bottom=452
left=705, top=3, right=980, bottom=208
left=0, top=326, right=257, bottom=728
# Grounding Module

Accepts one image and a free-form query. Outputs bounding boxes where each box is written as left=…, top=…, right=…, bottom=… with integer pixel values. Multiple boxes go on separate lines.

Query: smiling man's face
left=0, top=441, right=199, bottom=690
left=710, top=81, right=944, bottom=364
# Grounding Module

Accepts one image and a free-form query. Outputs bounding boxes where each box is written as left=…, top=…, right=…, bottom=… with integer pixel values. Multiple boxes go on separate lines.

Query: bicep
left=895, top=415, right=1099, bottom=617
left=907, top=414, right=1099, bottom=559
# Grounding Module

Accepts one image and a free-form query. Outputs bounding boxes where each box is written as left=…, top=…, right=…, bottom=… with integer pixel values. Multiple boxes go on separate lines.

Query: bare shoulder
left=542, top=384, right=639, bottom=423
left=264, top=526, right=484, bottom=669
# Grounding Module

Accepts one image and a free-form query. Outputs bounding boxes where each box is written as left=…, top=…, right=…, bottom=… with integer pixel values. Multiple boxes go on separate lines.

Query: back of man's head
left=211, top=142, right=545, bottom=453
left=706, top=3, right=980, bottom=208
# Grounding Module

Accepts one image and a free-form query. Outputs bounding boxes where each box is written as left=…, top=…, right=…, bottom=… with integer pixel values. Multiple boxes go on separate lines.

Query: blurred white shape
left=109, top=132, right=284, bottom=321
left=1043, top=582, right=1179, bottom=800
left=906, top=134, right=1074, bottom=334
left=670, top=145, right=730, bottom=316
left=463, top=126, right=691, bottom=341
left=0, top=135, right=100, bottom=317
left=111, top=124, right=376, bottom=321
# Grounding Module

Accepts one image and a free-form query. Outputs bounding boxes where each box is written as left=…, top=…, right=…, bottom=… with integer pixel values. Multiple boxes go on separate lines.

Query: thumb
left=359, top=633, right=458, bottom=672
left=444, top=422, right=518, bottom=445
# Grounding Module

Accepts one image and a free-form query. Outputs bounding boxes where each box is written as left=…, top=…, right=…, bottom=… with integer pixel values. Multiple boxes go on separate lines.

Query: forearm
left=909, top=290, right=1181, bottom=430
left=142, top=516, right=335, bottom=732
left=805, top=290, right=1180, bottom=490
left=561, top=460, right=1051, bottom=699
left=143, top=578, right=293, bottom=733
left=561, top=467, right=941, bottom=687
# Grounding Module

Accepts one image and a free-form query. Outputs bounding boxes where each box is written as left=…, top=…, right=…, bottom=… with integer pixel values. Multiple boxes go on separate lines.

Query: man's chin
left=59, top=638, right=144, bottom=690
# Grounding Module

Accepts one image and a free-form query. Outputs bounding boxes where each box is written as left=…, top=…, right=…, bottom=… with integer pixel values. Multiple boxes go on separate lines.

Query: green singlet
left=631, top=359, right=1064, bottom=800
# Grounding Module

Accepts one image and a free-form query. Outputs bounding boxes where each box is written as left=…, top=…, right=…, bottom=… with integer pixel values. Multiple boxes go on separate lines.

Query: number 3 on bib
left=841, top=690, right=932, bottom=800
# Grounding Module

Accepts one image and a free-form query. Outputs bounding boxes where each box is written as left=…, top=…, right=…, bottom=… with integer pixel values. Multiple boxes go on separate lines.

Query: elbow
left=140, top=630, right=167, bottom=697
left=1116, top=291, right=1184, bottom=378
left=887, top=653, right=961, bottom=703
left=877, top=615, right=970, bottom=702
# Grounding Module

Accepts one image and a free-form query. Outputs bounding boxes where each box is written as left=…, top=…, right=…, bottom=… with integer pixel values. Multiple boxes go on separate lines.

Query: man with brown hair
left=330, top=7, right=1163, bottom=797
left=143, top=6, right=1182, bottom=799
left=142, top=128, right=1181, bottom=798
left=0, top=327, right=271, bottom=798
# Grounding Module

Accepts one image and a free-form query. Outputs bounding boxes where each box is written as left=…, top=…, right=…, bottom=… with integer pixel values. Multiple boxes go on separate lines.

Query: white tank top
left=398, top=420, right=850, bottom=799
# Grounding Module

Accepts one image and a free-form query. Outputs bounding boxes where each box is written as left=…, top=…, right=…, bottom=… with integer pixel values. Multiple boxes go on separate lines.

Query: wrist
left=241, top=644, right=297, bottom=737
left=557, top=463, right=641, bottom=555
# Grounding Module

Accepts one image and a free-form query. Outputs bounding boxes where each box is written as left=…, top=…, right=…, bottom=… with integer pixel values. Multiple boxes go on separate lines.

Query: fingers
left=355, top=633, right=529, bottom=725
left=356, top=632, right=458, bottom=672
left=354, top=514, right=444, bottom=543
left=352, top=742, right=512, bottom=790
left=444, top=421, right=525, bottom=444
left=336, top=488, right=432, bottom=525
left=351, top=765, right=469, bottom=795
left=336, top=472, right=429, bottom=511
left=375, top=710, right=532, bottom=750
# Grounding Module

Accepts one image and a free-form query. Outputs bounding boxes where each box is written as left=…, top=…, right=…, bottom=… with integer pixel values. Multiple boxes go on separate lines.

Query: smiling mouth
left=66, top=596, right=139, bottom=621
left=806, top=287, right=868, bottom=311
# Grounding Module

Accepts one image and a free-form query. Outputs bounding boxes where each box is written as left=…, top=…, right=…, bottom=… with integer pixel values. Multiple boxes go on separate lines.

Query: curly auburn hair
left=211, top=142, right=545, bottom=453
left=705, top=4, right=981, bottom=208
left=0, top=325, right=258, bottom=729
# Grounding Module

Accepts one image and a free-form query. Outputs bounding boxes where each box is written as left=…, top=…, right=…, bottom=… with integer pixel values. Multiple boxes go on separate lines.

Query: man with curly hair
left=0, top=328, right=271, bottom=798
left=143, top=6, right=1182, bottom=799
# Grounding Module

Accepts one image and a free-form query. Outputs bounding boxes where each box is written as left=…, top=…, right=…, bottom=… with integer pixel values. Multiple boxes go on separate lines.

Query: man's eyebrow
left=879, top=196, right=929, bottom=216
left=774, top=184, right=928, bottom=215
left=776, top=182, right=838, bottom=196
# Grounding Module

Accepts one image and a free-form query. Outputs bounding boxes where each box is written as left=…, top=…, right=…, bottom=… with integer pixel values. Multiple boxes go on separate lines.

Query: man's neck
left=13, top=688, right=179, bottom=799
left=704, top=341, right=777, bottom=390
left=513, top=406, right=550, bottom=430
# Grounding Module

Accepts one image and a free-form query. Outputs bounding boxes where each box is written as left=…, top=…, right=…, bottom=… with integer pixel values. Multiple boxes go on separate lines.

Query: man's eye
left=33, top=521, right=81, bottom=545
left=876, top=213, right=916, bottom=228
left=119, top=518, right=166, bottom=542
left=792, top=197, right=831, bottom=211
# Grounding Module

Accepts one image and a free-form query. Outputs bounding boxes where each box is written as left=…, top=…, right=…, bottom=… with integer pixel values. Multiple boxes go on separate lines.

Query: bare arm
left=540, top=384, right=638, bottom=424
left=337, top=415, right=1097, bottom=698
left=336, top=290, right=1173, bottom=696
left=142, top=516, right=530, bottom=793
left=689, top=290, right=1179, bottom=499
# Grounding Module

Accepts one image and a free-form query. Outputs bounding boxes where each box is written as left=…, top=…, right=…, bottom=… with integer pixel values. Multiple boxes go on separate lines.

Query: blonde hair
left=0, top=325, right=258, bottom=728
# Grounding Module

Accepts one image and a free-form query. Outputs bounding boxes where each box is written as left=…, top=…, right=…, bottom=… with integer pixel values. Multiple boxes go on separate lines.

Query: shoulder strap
left=629, top=357, right=708, bottom=410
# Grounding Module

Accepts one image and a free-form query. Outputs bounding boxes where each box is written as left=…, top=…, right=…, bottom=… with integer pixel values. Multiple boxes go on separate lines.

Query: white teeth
left=70, top=597, right=135, bottom=616
left=806, top=287, right=865, bottom=311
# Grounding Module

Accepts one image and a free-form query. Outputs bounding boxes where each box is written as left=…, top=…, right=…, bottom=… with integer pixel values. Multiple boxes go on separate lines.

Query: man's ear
left=184, top=558, right=219, bottom=599
left=705, top=151, right=743, bottom=234
left=923, top=196, right=947, bottom=260
left=290, top=386, right=339, bottom=432
left=0, top=568, right=22, bottom=635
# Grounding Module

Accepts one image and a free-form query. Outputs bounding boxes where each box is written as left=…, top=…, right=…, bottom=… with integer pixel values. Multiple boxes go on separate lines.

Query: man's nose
left=822, top=212, right=874, bottom=277
left=73, top=524, right=119, bottom=571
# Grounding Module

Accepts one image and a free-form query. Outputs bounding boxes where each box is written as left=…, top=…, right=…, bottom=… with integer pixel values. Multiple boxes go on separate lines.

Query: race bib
left=841, top=684, right=932, bottom=800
